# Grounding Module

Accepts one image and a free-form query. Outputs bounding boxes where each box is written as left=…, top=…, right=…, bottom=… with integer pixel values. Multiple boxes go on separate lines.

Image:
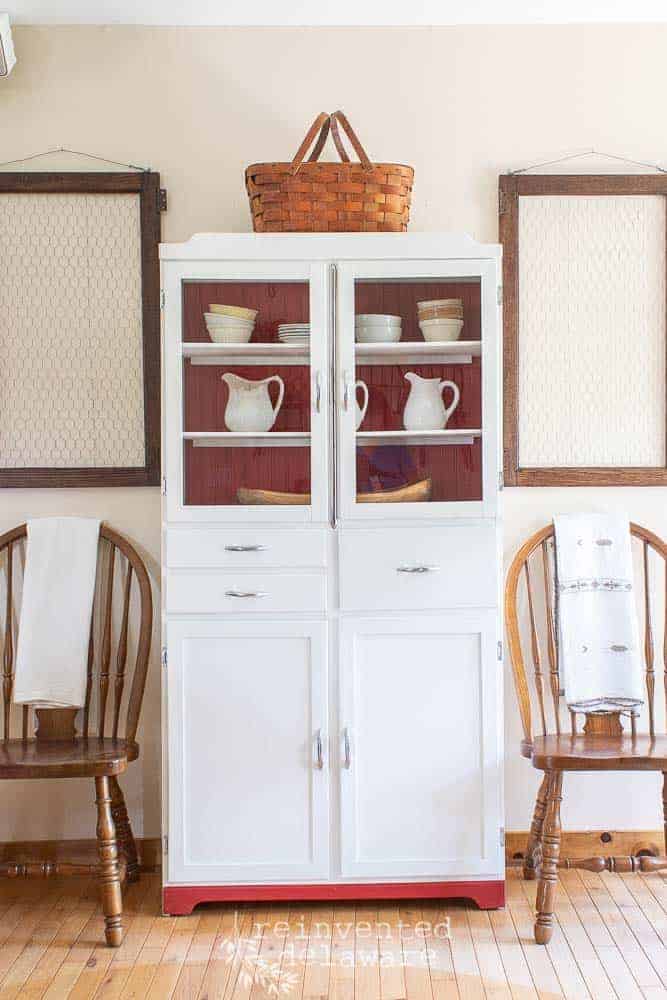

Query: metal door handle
left=314, top=728, right=324, bottom=769
left=396, top=565, right=439, bottom=574
left=343, top=372, right=352, bottom=411
left=224, top=544, right=267, bottom=552
left=314, top=371, right=322, bottom=413
left=224, top=590, right=268, bottom=598
left=342, top=727, right=352, bottom=769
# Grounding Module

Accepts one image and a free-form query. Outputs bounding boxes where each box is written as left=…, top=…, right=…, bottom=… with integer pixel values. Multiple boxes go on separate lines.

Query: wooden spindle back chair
left=0, top=523, right=152, bottom=947
left=505, top=521, right=667, bottom=945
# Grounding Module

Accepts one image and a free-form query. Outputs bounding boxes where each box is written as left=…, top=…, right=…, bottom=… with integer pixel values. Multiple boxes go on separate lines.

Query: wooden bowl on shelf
left=236, top=478, right=432, bottom=506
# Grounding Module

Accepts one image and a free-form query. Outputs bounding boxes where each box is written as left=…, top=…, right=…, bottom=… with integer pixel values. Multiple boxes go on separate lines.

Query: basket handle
left=330, top=111, right=373, bottom=173
left=290, top=110, right=373, bottom=175
left=290, top=112, right=331, bottom=175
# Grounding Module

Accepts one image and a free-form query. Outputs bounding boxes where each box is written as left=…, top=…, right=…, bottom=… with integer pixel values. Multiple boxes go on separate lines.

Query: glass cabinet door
left=164, top=261, right=328, bottom=522
left=336, top=260, right=499, bottom=520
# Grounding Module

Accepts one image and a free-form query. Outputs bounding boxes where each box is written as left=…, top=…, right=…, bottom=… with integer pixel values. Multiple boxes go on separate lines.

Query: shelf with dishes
left=354, top=300, right=479, bottom=364
left=188, top=304, right=311, bottom=364
left=190, top=298, right=479, bottom=367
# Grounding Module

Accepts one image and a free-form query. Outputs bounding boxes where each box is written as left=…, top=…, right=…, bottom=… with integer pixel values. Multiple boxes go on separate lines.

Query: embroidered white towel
left=553, top=513, right=643, bottom=713
left=13, top=517, right=100, bottom=708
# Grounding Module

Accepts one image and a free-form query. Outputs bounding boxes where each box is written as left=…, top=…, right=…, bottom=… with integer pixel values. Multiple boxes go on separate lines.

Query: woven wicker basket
left=246, top=111, right=414, bottom=233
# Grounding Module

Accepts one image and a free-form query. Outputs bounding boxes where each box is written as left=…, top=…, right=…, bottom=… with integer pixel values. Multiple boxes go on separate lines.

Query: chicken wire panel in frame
left=518, top=194, right=666, bottom=468
left=0, top=192, right=145, bottom=468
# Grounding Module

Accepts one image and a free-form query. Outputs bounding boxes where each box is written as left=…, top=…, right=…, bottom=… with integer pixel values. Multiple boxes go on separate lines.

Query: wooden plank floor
left=2, top=869, right=667, bottom=998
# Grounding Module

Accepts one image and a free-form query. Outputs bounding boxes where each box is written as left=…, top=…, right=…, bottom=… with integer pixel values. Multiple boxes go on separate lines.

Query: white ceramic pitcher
left=221, top=373, right=285, bottom=432
left=354, top=380, right=369, bottom=430
left=403, top=372, right=460, bottom=430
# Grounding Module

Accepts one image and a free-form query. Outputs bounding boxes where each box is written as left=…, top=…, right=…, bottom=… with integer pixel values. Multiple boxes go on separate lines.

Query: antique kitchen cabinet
left=160, top=233, right=504, bottom=914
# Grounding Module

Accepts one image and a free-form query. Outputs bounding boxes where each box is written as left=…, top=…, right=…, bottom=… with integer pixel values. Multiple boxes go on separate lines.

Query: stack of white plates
left=278, top=323, right=310, bottom=346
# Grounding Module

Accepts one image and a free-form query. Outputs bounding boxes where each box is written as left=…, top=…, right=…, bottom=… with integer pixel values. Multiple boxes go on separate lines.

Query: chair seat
left=524, top=734, right=667, bottom=771
left=0, top=739, right=139, bottom=779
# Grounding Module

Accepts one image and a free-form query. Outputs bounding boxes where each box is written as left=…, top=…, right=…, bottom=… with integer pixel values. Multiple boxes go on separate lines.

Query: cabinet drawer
left=167, top=571, right=326, bottom=614
left=165, top=527, right=327, bottom=569
left=339, top=525, right=497, bottom=611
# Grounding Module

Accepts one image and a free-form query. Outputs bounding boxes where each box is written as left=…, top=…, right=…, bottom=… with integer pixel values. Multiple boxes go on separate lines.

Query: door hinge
left=497, top=285, right=503, bottom=306
left=158, top=188, right=168, bottom=212
left=161, top=476, right=167, bottom=496
left=497, top=640, right=503, bottom=661
left=499, top=188, right=507, bottom=215
left=161, top=647, right=168, bottom=668
left=498, top=469, right=504, bottom=491
left=159, top=289, right=165, bottom=310
left=499, top=826, right=505, bottom=847
left=163, top=834, right=168, bottom=854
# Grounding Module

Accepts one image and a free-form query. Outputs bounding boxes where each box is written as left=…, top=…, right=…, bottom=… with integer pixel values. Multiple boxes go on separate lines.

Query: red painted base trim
left=163, top=880, right=505, bottom=915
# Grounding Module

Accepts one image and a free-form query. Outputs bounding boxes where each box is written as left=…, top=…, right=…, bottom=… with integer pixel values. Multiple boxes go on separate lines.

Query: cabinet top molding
left=160, top=232, right=502, bottom=262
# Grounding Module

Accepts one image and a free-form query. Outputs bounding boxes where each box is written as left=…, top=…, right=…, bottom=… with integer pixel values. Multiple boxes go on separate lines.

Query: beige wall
left=2, top=23, right=667, bottom=839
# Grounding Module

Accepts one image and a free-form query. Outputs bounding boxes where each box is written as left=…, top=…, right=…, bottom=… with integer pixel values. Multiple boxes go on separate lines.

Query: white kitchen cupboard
left=165, top=618, right=329, bottom=884
left=160, top=233, right=504, bottom=916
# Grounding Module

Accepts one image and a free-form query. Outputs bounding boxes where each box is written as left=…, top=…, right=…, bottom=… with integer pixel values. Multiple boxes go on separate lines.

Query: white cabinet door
left=166, top=619, right=329, bottom=883
left=339, top=613, right=503, bottom=879
left=336, top=258, right=500, bottom=521
left=163, top=259, right=330, bottom=524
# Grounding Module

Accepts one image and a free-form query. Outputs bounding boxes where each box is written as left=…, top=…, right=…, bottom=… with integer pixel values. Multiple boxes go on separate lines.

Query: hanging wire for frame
left=508, top=148, right=667, bottom=175
left=0, top=147, right=149, bottom=171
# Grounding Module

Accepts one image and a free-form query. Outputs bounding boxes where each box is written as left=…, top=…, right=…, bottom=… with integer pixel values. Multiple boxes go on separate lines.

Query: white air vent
left=0, top=13, right=16, bottom=77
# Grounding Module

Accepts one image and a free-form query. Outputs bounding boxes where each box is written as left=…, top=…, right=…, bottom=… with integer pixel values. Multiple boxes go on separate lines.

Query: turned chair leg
left=95, top=775, right=123, bottom=947
left=110, top=776, right=140, bottom=884
left=523, top=772, right=550, bottom=880
left=535, top=771, right=563, bottom=945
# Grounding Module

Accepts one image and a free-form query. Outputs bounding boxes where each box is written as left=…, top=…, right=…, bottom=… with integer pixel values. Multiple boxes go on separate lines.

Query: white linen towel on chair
left=13, top=517, right=101, bottom=708
left=553, top=513, right=644, bottom=714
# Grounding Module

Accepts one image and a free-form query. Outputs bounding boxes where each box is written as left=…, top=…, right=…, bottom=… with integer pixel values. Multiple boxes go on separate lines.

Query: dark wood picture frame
left=0, top=171, right=164, bottom=488
left=500, top=173, right=667, bottom=487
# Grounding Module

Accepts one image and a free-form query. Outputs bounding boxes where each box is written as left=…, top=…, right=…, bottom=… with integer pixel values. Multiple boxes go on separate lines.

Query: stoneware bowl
left=355, top=313, right=401, bottom=326
left=205, top=312, right=254, bottom=327
left=418, top=317, right=464, bottom=343
left=355, top=324, right=402, bottom=344
left=209, top=303, right=258, bottom=321
left=206, top=324, right=254, bottom=344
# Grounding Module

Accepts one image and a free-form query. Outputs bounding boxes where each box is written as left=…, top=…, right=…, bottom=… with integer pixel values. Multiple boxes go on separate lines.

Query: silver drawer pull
left=224, top=544, right=267, bottom=552
left=396, top=565, right=439, bottom=574
left=224, top=590, right=268, bottom=599
left=342, top=727, right=352, bottom=769
left=314, top=728, right=324, bottom=769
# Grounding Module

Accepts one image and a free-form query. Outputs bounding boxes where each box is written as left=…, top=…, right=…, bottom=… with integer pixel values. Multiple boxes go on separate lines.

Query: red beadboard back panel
left=356, top=441, right=482, bottom=502
left=184, top=443, right=311, bottom=506
left=182, top=281, right=310, bottom=343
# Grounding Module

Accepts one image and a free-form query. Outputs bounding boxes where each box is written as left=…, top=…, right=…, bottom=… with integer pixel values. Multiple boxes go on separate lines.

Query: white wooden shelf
left=182, top=340, right=481, bottom=367
left=183, top=343, right=309, bottom=366
left=356, top=341, right=481, bottom=365
left=184, top=431, right=310, bottom=449
left=184, top=428, right=480, bottom=448
left=356, top=429, right=482, bottom=447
